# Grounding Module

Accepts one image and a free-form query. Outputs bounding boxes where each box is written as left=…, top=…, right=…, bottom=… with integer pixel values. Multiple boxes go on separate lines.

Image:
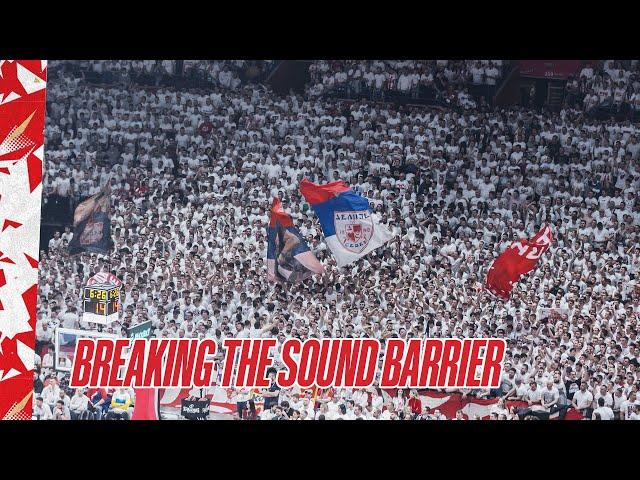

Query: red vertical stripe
left=0, top=60, right=46, bottom=420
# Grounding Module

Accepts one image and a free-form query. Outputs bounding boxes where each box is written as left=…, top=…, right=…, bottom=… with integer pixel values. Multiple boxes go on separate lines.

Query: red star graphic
left=0, top=61, right=28, bottom=102
left=0, top=337, right=28, bottom=377
left=1, top=219, right=22, bottom=232
left=23, top=253, right=38, bottom=268
left=26, top=151, right=42, bottom=192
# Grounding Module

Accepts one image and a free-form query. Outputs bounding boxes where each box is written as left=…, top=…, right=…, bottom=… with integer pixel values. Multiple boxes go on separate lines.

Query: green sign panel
left=127, top=320, right=153, bottom=340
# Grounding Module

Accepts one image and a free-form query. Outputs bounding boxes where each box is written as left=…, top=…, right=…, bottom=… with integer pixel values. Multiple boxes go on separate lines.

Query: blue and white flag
left=299, top=178, right=394, bottom=268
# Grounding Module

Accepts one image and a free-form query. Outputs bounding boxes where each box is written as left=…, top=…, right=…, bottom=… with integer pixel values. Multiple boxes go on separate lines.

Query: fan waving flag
left=299, top=178, right=394, bottom=268
left=68, top=183, right=112, bottom=256
left=485, top=224, right=553, bottom=300
left=267, top=197, right=324, bottom=283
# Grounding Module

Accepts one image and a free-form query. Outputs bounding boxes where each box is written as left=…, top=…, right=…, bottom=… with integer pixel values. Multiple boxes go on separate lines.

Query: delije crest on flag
left=299, top=179, right=394, bottom=268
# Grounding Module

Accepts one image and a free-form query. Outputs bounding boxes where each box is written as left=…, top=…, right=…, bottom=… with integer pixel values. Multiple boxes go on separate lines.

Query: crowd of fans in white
left=566, top=60, right=640, bottom=114
left=72, top=60, right=276, bottom=90
left=33, top=60, right=640, bottom=420
left=307, top=60, right=507, bottom=109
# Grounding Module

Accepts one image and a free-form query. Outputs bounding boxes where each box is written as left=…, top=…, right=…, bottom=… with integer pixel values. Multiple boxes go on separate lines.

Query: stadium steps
left=546, top=82, right=565, bottom=109
left=493, top=63, right=521, bottom=106
left=266, top=61, right=311, bottom=95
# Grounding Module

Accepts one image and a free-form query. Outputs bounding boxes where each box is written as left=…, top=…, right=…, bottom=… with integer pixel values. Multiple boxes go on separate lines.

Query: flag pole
left=312, top=386, right=320, bottom=412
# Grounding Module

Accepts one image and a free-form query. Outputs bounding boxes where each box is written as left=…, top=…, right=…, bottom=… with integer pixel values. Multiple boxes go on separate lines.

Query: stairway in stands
left=265, top=61, right=312, bottom=95
left=547, top=81, right=566, bottom=110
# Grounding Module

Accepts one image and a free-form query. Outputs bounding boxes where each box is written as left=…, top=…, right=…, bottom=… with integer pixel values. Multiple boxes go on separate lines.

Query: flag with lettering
left=267, top=197, right=324, bottom=283
left=299, top=178, right=394, bottom=268
left=485, top=224, right=553, bottom=300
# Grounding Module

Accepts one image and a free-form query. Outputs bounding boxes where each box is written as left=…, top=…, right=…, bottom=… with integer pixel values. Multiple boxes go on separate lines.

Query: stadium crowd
left=62, top=60, right=277, bottom=89
left=34, top=60, right=640, bottom=420
left=565, top=60, right=640, bottom=118
left=307, top=60, right=507, bottom=109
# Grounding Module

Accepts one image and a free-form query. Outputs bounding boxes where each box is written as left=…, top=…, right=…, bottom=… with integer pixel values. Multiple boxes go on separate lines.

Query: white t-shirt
left=69, top=394, right=90, bottom=412
left=525, top=387, right=543, bottom=410
left=54, top=177, right=72, bottom=196
left=541, top=386, right=559, bottom=409
left=621, top=399, right=640, bottom=420
left=48, top=237, right=62, bottom=250
left=34, top=402, right=53, bottom=420
left=573, top=390, right=594, bottom=409
left=592, top=406, right=614, bottom=420
left=260, top=409, right=274, bottom=420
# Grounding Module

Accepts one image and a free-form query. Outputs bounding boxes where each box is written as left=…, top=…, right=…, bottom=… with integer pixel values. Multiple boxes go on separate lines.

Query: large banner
left=381, top=389, right=585, bottom=420
left=159, top=387, right=587, bottom=420
left=68, top=185, right=112, bottom=255
left=519, top=60, right=583, bottom=80
left=0, top=60, right=46, bottom=420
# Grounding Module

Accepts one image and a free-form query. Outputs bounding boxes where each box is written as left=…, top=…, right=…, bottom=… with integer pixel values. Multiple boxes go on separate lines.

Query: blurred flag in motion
left=68, top=183, right=112, bottom=255
left=267, top=197, right=324, bottom=283
left=299, top=178, right=394, bottom=268
left=485, top=224, right=553, bottom=300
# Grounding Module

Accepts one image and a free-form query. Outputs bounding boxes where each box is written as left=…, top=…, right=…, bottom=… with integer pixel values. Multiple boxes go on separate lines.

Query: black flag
left=68, top=184, right=112, bottom=255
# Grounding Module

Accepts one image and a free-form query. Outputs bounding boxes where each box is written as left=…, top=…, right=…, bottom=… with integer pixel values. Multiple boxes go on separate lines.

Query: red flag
left=485, top=225, right=553, bottom=300
left=269, top=197, right=294, bottom=228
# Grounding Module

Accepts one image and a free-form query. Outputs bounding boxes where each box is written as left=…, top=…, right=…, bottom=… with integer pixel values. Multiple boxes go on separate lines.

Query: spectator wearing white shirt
left=572, top=382, right=594, bottom=419
left=69, top=389, right=90, bottom=420
left=33, top=397, right=53, bottom=420
left=592, top=397, right=615, bottom=420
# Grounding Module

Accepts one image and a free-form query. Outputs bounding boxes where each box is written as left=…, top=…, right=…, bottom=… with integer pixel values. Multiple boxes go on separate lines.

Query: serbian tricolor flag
left=299, top=179, right=394, bottom=268
left=485, top=224, right=553, bottom=300
left=267, top=197, right=324, bottom=283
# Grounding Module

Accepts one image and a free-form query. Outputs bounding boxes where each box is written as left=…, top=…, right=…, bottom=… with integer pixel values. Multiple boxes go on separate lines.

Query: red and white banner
left=158, top=386, right=586, bottom=420
left=383, top=389, right=585, bottom=420
left=0, top=60, right=47, bottom=420
left=485, top=224, right=552, bottom=300
left=86, top=271, right=122, bottom=287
